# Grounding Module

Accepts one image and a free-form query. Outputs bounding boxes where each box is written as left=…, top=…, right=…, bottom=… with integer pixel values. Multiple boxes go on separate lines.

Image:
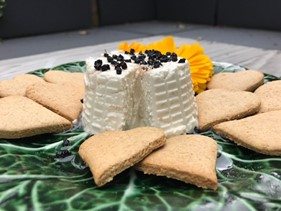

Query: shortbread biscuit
left=207, top=70, right=264, bottom=91
left=196, top=89, right=261, bottom=131
left=254, top=80, right=281, bottom=113
left=0, top=74, right=44, bottom=97
left=26, top=82, right=82, bottom=121
left=78, top=127, right=166, bottom=187
left=44, top=70, right=85, bottom=99
left=0, top=96, right=71, bottom=139
left=213, top=110, right=281, bottom=156
left=136, top=135, right=218, bottom=190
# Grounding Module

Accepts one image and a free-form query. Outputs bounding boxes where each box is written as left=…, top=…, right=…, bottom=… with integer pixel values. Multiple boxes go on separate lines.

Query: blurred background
left=1, top=0, right=281, bottom=60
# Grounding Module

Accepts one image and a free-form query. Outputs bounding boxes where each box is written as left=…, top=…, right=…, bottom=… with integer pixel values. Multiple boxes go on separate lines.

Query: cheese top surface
left=82, top=50, right=198, bottom=137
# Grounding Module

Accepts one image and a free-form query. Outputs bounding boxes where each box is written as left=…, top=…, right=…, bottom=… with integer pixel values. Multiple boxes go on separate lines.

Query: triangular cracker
left=44, top=71, right=85, bottom=99
left=0, top=74, right=44, bottom=97
left=78, top=127, right=166, bottom=187
left=254, top=81, right=281, bottom=113
left=207, top=70, right=264, bottom=91
left=213, top=110, right=281, bottom=156
left=0, top=96, right=71, bottom=139
left=196, top=89, right=261, bottom=131
left=25, top=82, right=82, bottom=121
left=136, top=135, right=218, bottom=190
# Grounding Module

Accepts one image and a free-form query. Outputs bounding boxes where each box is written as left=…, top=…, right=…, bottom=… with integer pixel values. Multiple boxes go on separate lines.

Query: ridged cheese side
left=82, top=53, right=198, bottom=136
left=141, top=62, right=198, bottom=136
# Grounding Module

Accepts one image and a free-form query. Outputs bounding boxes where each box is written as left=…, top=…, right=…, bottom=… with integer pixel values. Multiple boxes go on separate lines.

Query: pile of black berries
left=55, top=139, right=72, bottom=160
left=94, top=59, right=110, bottom=71
left=103, top=53, right=128, bottom=75
left=93, top=49, right=186, bottom=74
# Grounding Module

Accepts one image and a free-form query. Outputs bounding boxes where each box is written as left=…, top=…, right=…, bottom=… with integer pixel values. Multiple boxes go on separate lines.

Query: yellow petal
left=118, top=42, right=129, bottom=51
left=189, top=55, right=211, bottom=64
left=177, top=43, right=204, bottom=59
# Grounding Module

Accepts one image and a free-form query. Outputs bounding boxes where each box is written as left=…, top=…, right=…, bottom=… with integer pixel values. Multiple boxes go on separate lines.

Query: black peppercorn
left=62, top=150, right=72, bottom=157
left=116, top=66, right=122, bottom=74
left=130, top=49, right=135, bottom=54
left=178, top=58, right=186, bottom=63
left=107, top=56, right=113, bottom=63
left=120, top=62, right=127, bottom=69
left=135, top=58, right=141, bottom=64
left=140, top=60, right=147, bottom=65
left=148, top=60, right=154, bottom=66
left=94, top=59, right=103, bottom=70
left=55, top=151, right=63, bottom=158
left=94, top=59, right=102, bottom=67
left=117, top=54, right=124, bottom=61
left=101, top=64, right=110, bottom=71
left=111, top=60, right=118, bottom=66
left=62, top=139, right=70, bottom=147
left=55, top=150, right=72, bottom=159
left=153, top=61, right=162, bottom=68
left=171, top=53, right=178, bottom=62
left=94, top=65, right=102, bottom=71
left=138, top=53, right=146, bottom=60
left=160, top=56, right=168, bottom=63
left=171, top=57, right=178, bottom=62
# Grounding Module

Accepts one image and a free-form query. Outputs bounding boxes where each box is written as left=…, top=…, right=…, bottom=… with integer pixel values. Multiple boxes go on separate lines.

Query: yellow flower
left=146, top=36, right=177, bottom=53
left=118, top=36, right=213, bottom=94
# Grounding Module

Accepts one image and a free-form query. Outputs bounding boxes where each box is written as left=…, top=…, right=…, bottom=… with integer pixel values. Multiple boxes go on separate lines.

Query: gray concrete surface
left=1, top=21, right=281, bottom=60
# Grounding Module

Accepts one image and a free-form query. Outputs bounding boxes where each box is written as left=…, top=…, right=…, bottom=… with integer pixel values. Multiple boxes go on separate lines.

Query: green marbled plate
left=1, top=62, right=280, bottom=211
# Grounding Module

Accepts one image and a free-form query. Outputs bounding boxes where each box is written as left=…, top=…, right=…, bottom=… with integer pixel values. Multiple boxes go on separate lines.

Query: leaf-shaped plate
left=0, top=62, right=280, bottom=210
